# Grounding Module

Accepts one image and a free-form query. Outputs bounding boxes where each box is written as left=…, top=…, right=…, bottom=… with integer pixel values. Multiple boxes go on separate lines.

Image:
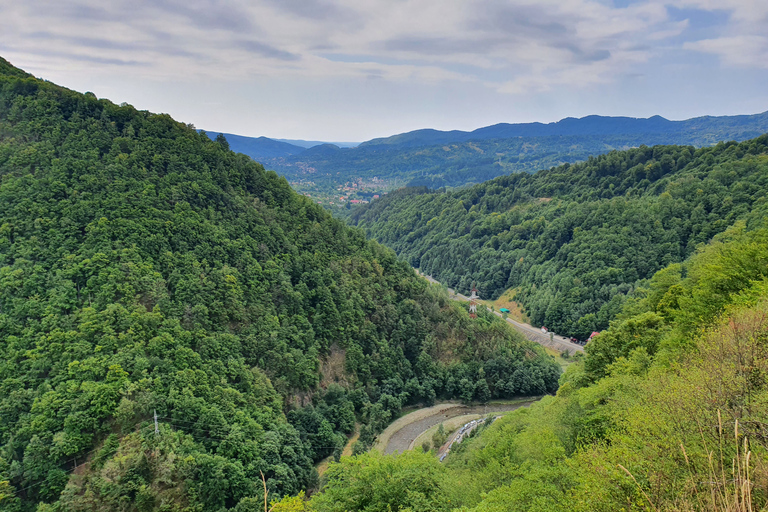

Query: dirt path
left=317, top=426, right=360, bottom=476
left=382, top=400, right=535, bottom=455
left=419, top=272, right=583, bottom=355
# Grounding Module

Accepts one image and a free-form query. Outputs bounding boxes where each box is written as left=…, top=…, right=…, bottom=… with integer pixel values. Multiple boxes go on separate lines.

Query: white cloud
left=664, top=0, right=768, bottom=68
left=0, top=0, right=696, bottom=93
left=684, top=35, right=768, bottom=68
left=2, top=0, right=766, bottom=140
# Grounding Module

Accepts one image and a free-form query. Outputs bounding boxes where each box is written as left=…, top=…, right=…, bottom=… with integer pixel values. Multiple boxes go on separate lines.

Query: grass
left=316, top=425, right=360, bottom=476
left=482, top=288, right=528, bottom=324
left=544, top=346, right=576, bottom=371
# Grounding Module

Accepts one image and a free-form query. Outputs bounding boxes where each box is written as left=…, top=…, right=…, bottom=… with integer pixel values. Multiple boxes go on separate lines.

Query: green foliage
left=309, top=222, right=768, bottom=511
left=350, top=137, right=768, bottom=338
left=268, top=491, right=314, bottom=511
left=432, top=423, right=448, bottom=449
left=312, top=450, right=448, bottom=512
left=0, top=58, right=559, bottom=510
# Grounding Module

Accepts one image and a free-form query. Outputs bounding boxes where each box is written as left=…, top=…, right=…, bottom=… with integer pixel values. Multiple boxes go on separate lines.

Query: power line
left=9, top=423, right=156, bottom=497
left=8, top=415, right=349, bottom=499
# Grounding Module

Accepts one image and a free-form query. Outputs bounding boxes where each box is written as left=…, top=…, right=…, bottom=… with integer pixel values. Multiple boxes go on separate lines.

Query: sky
left=1, top=0, right=767, bottom=142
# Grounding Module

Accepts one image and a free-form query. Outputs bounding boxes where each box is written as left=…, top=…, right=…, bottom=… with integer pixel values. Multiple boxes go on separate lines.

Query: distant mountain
left=200, top=132, right=360, bottom=163
left=258, top=111, right=768, bottom=200
left=275, top=138, right=359, bottom=148
left=299, top=142, right=344, bottom=157
left=203, top=112, right=768, bottom=208
left=202, top=130, right=306, bottom=160
left=360, top=112, right=768, bottom=148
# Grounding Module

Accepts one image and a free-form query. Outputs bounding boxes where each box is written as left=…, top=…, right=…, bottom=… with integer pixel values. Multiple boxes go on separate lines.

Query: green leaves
left=0, top=57, right=563, bottom=511
left=351, top=137, right=768, bottom=339
left=313, top=450, right=448, bottom=512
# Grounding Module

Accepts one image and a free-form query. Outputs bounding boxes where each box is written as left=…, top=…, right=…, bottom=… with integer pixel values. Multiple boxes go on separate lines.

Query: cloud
left=379, top=36, right=507, bottom=56
left=237, top=40, right=301, bottom=61
left=0, top=0, right=753, bottom=94
left=684, top=35, right=768, bottom=68
left=467, top=2, right=572, bottom=38
left=262, top=0, right=358, bottom=23
left=670, top=1, right=768, bottom=68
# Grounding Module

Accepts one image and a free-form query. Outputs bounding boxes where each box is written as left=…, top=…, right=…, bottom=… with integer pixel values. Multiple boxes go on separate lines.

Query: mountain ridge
left=206, top=111, right=768, bottom=161
left=203, top=110, right=768, bottom=206
left=360, top=111, right=768, bottom=148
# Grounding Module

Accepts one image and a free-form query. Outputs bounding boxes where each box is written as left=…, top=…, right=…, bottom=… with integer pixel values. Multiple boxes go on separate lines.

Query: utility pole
left=154, top=409, right=159, bottom=435
left=468, top=286, right=479, bottom=318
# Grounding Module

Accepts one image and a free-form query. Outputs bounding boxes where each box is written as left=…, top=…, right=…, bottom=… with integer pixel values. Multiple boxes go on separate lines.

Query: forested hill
left=311, top=197, right=768, bottom=512
left=232, top=111, right=768, bottom=204
left=0, top=57, right=559, bottom=511
left=350, top=137, right=768, bottom=339
left=361, top=111, right=768, bottom=148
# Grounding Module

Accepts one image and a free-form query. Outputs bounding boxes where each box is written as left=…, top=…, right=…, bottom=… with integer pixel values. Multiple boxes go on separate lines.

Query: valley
left=0, top=57, right=563, bottom=512
left=420, top=273, right=583, bottom=354
left=206, top=112, right=768, bottom=202
left=351, top=138, right=768, bottom=341
left=1, top=51, right=768, bottom=512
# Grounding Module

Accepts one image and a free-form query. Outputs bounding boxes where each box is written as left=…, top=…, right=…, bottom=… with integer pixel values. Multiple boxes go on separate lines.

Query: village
left=289, top=176, right=393, bottom=209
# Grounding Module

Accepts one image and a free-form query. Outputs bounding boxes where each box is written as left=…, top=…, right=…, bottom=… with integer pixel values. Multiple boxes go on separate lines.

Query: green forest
left=350, top=136, right=768, bottom=339
left=3, top=52, right=768, bottom=512
left=260, top=112, right=768, bottom=196
left=0, top=57, right=560, bottom=511
left=301, top=207, right=768, bottom=512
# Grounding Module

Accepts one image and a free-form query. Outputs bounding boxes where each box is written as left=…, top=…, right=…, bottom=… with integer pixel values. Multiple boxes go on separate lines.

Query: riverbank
left=376, top=399, right=537, bottom=455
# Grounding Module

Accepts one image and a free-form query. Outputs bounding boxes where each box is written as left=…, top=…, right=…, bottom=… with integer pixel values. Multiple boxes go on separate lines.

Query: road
left=383, top=401, right=535, bottom=455
left=420, top=273, right=583, bottom=355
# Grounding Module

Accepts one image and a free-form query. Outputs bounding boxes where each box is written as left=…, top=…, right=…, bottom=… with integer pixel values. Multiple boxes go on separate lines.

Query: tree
left=215, top=132, right=230, bottom=150
left=459, top=378, right=475, bottom=403
left=432, top=423, right=448, bottom=448
left=311, top=451, right=447, bottom=512
left=475, top=379, right=491, bottom=404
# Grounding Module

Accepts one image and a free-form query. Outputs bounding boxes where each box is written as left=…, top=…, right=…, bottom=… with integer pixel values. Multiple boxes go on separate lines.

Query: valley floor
left=418, top=272, right=583, bottom=354
left=378, top=400, right=536, bottom=455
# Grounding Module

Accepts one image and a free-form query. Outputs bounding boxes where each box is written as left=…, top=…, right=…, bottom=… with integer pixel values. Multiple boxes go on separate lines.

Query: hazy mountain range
left=206, top=111, right=768, bottom=163
left=203, top=111, right=768, bottom=201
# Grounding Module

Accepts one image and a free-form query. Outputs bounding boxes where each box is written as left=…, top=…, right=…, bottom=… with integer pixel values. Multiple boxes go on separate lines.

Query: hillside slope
left=0, top=57, right=559, bottom=511
left=310, top=218, right=768, bottom=512
left=350, top=137, right=768, bottom=339
left=203, top=131, right=307, bottom=159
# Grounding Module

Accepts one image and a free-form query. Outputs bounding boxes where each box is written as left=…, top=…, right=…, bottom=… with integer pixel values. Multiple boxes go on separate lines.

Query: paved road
left=420, top=273, right=583, bottom=355
left=384, top=402, right=534, bottom=455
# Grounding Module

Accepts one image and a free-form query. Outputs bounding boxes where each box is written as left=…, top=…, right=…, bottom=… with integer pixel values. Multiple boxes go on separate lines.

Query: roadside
left=379, top=399, right=536, bottom=455
left=418, top=271, right=583, bottom=355
left=483, top=288, right=528, bottom=324
left=543, top=346, right=576, bottom=372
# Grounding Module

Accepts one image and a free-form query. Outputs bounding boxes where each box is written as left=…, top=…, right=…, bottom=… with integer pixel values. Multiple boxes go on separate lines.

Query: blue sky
left=1, top=0, right=766, bottom=141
